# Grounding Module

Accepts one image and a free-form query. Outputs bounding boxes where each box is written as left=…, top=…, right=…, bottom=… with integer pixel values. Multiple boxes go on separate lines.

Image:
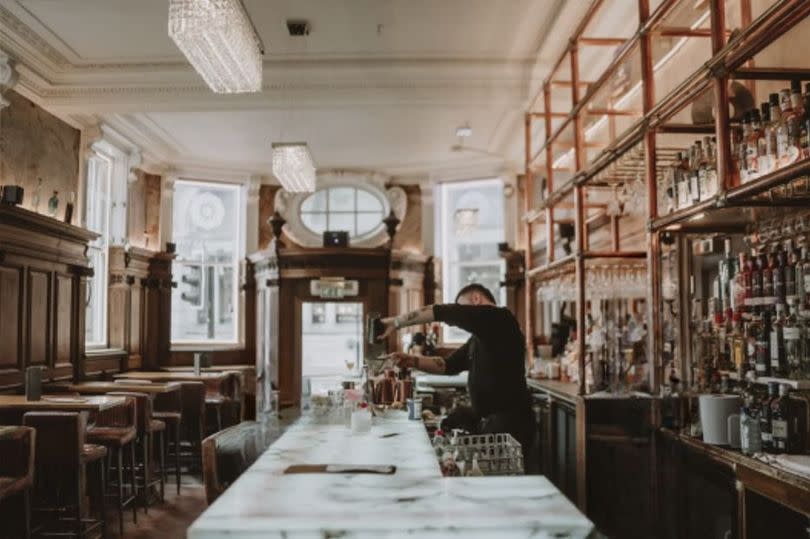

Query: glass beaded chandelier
left=168, top=0, right=263, bottom=94
left=272, top=143, right=317, bottom=193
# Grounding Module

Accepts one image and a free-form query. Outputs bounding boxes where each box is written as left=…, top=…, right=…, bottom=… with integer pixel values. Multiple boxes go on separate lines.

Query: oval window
left=300, top=186, right=385, bottom=238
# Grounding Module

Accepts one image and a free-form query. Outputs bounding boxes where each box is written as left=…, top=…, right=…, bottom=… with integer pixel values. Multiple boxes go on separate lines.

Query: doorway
left=301, top=301, right=364, bottom=395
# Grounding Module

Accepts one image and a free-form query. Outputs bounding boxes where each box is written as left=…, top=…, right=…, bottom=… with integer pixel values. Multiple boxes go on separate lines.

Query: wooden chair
left=107, top=392, right=165, bottom=513
left=22, top=412, right=107, bottom=539
left=0, top=426, right=35, bottom=539
left=153, top=388, right=183, bottom=495
left=86, top=394, right=138, bottom=536
left=201, top=421, right=260, bottom=505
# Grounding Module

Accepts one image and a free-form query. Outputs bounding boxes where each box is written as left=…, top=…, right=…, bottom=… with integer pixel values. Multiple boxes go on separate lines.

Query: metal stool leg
left=117, top=447, right=124, bottom=536
left=129, top=442, right=138, bottom=524
left=174, top=425, right=181, bottom=495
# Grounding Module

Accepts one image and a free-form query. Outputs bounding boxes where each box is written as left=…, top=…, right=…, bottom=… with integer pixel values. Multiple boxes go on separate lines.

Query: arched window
left=299, top=186, right=385, bottom=239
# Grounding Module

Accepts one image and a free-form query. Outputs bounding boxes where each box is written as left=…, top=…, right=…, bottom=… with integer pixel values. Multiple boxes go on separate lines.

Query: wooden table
left=64, top=381, right=182, bottom=395
left=114, top=371, right=229, bottom=383
left=0, top=394, right=126, bottom=412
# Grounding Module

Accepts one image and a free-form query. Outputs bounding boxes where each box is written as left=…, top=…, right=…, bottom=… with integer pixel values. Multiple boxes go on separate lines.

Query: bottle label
left=784, top=327, right=801, bottom=340
left=772, top=419, right=788, bottom=439
left=804, top=274, right=810, bottom=293
left=770, top=330, right=780, bottom=363
left=746, top=145, right=759, bottom=176
left=690, top=174, right=700, bottom=202
left=762, top=432, right=773, bottom=442
left=677, top=181, right=690, bottom=209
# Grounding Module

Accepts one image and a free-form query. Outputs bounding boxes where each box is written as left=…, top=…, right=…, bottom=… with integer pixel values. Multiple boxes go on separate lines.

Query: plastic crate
left=448, top=433, right=524, bottom=476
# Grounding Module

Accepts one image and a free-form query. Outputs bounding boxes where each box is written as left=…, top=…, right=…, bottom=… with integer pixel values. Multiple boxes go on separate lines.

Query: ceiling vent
left=286, top=20, right=311, bottom=36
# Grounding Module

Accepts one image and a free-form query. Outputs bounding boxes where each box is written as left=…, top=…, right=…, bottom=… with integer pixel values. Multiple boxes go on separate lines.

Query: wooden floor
left=108, top=475, right=207, bottom=539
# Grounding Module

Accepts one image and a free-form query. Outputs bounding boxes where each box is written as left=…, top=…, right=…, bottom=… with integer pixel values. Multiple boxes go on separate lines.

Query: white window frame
left=437, top=178, right=506, bottom=343
left=84, top=152, right=113, bottom=349
left=170, top=178, right=245, bottom=348
left=84, top=138, right=132, bottom=350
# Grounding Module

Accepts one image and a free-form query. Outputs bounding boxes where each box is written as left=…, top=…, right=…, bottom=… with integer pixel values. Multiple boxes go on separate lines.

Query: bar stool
left=22, top=412, right=107, bottom=539
left=153, top=389, right=183, bottom=495
left=86, top=394, right=138, bottom=536
left=108, top=392, right=165, bottom=512
left=0, top=426, right=36, bottom=539
left=178, top=382, right=206, bottom=475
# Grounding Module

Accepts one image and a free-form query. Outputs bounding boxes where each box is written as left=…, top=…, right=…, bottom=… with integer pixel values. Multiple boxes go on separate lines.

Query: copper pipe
left=658, top=27, right=714, bottom=37
left=530, top=112, right=568, bottom=118
left=570, top=45, right=587, bottom=399
left=550, top=80, right=595, bottom=88
left=524, top=112, right=535, bottom=361
left=586, top=108, right=643, bottom=116
left=732, top=67, right=810, bottom=80
left=711, top=0, right=731, bottom=192
left=579, top=37, right=628, bottom=46
left=658, top=123, right=717, bottom=134
left=544, top=85, right=556, bottom=266
left=583, top=251, right=648, bottom=260
left=741, top=0, right=755, bottom=96
left=526, top=254, right=577, bottom=280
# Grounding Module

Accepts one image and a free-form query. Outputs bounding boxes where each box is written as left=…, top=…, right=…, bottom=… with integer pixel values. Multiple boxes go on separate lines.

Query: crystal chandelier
left=272, top=143, right=317, bottom=193
left=168, top=0, right=263, bottom=94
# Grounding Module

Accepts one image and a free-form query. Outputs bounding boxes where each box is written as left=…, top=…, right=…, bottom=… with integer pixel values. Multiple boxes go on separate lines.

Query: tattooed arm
left=385, top=352, right=447, bottom=374
left=378, top=306, right=435, bottom=340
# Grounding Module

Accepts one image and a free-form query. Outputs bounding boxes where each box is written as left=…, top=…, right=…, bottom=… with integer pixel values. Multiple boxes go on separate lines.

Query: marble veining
left=188, top=412, right=595, bottom=539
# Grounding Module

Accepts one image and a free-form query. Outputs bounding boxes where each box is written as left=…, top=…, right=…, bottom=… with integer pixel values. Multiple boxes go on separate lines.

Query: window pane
left=356, top=212, right=383, bottom=236
left=301, top=190, right=327, bottom=213
left=85, top=248, right=107, bottom=346
left=301, top=212, right=327, bottom=235
left=356, top=189, right=383, bottom=212
left=171, top=180, right=241, bottom=343
left=440, top=179, right=505, bottom=343
left=328, top=187, right=355, bottom=212
left=327, top=213, right=355, bottom=236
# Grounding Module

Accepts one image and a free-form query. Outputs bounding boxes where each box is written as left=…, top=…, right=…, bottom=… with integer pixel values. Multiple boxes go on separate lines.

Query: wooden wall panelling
left=0, top=264, right=23, bottom=379
left=142, top=251, right=175, bottom=370
left=0, top=206, right=95, bottom=388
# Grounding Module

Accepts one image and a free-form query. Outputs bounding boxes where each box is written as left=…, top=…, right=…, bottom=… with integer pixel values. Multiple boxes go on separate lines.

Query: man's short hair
left=455, top=283, right=497, bottom=304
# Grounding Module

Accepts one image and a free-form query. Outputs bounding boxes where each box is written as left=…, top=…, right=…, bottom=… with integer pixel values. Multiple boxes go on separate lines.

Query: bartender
left=379, top=283, right=533, bottom=460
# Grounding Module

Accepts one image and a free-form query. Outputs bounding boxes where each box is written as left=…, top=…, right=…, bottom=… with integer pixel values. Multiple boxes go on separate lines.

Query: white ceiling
left=0, top=0, right=596, bottom=180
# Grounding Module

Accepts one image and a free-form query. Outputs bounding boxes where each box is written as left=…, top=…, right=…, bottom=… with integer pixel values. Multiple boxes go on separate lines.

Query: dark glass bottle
left=754, top=313, right=771, bottom=377
left=774, top=246, right=786, bottom=305
left=770, top=384, right=792, bottom=454
left=770, top=303, right=786, bottom=378
left=760, top=382, right=779, bottom=453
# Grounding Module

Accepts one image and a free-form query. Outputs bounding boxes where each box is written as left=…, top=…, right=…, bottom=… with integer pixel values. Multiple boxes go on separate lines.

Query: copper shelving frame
left=523, top=0, right=810, bottom=396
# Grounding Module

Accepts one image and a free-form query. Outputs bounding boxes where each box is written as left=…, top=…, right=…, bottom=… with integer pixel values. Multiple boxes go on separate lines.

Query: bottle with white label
left=770, top=384, right=792, bottom=454
left=784, top=299, right=803, bottom=379
left=740, top=394, right=762, bottom=456
left=770, top=303, right=786, bottom=378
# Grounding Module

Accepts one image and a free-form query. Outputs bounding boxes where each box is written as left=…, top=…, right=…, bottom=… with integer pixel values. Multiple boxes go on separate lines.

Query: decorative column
left=77, top=124, right=103, bottom=229
left=248, top=243, right=280, bottom=416
left=159, top=174, right=177, bottom=252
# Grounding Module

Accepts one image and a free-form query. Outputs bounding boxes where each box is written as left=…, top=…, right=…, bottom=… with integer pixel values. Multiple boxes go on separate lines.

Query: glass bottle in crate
left=740, top=387, right=762, bottom=456
left=760, top=382, right=779, bottom=453
left=745, top=109, right=763, bottom=181
left=754, top=313, right=770, bottom=377
left=767, top=94, right=782, bottom=172
left=759, top=102, right=772, bottom=175
left=676, top=151, right=690, bottom=210
left=777, top=87, right=802, bottom=168
left=771, top=384, right=793, bottom=453
left=689, top=141, right=702, bottom=205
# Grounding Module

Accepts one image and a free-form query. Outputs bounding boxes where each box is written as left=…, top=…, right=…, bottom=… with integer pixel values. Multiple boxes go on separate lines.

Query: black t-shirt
left=433, top=304, right=530, bottom=419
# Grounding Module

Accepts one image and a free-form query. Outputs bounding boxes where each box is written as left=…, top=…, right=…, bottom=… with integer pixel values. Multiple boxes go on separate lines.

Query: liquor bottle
left=730, top=121, right=743, bottom=187
left=746, top=109, right=763, bottom=180
left=466, top=452, right=484, bottom=477
left=755, top=312, right=771, bottom=377
left=740, top=391, right=762, bottom=456
left=745, top=318, right=758, bottom=374
left=770, top=384, right=792, bottom=453
left=774, top=245, right=786, bottom=305
left=759, top=102, right=772, bottom=175
left=770, top=302, right=786, bottom=377
left=698, top=136, right=715, bottom=201
left=751, top=250, right=764, bottom=314
left=777, top=87, right=801, bottom=168
left=766, top=93, right=782, bottom=173
left=762, top=249, right=775, bottom=308
left=784, top=299, right=802, bottom=379
left=719, top=238, right=736, bottom=315
left=760, top=381, right=779, bottom=453
left=800, top=85, right=810, bottom=159
left=738, top=252, right=751, bottom=314
left=785, top=243, right=797, bottom=299
left=731, top=312, right=747, bottom=378
left=689, top=141, right=702, bottom=205
left=739, top=112, right=752, bottom=184
left=676, top=151, right=690, bottom=210
left=800, top=246, right=810, bottom=310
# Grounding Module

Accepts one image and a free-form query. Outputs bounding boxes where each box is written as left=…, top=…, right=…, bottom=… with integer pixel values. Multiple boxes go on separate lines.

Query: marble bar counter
left=188, top=411, right=595, bottom=539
